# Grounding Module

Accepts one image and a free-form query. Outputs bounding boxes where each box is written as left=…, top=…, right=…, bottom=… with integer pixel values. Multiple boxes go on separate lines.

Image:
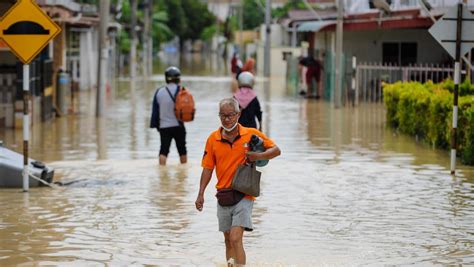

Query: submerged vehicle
left=0, top=141, right=54, bottom=187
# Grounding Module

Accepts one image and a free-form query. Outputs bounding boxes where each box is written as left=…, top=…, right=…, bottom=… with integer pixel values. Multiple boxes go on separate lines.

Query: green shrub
left=441, top=78, right=474, bottom=96
left=397, top=82, right=431, bottom=137
left=460, top=78, right=474, bottom=96
left=383, top=82, right=402, bottom=128
left=458, top=96, right=474, bottom=164
left=383, top=80, right=474, bottom=165
left=426, top=88, right=452, bottom=149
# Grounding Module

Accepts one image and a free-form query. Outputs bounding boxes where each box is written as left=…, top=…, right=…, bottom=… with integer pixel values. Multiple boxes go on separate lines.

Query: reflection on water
left=0, top=55, right=473, bottom=265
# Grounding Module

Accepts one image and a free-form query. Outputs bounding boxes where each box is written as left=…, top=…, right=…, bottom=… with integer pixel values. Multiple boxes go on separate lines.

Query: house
left=281, top=0, right=474, bottom=102
left=287, top=0, right=463, bottom=65
left=0, top=0, right=101, bottom=128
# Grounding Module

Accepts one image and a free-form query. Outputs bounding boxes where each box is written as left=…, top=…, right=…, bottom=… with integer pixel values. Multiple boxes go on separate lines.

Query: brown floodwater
left=0, top=54, right=473, bottom=266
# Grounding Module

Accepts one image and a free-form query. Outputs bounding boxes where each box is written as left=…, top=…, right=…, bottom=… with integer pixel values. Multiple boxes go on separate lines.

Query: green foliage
left=383, top=80, right=474, bottom=165
left=461, top=101, right=474, bottom=164
left=460, top=78, right=474, bottom=96
left=383, top=82, right=402, bottom=128
left=440, top=78, right=474, bottom=96
left=396, top=82, right=431, bottom=137
left=272, top=0, right=305, bottom=19
left=118, top=30, right=130, bottom=54
left=181, top=0, right=216, bottom=41
left=426, top=88, right=451, bottom=149
left=456, top=96, right=474, bottom=164
left=160, top=0, right=187, bottom=39
left=201, top=25, right=217, bottom=41
left=75, top=0, right=98, bottom=4
left=153, top=11, right=173, bottom=44
left=242, top=0, right=265, bottom=30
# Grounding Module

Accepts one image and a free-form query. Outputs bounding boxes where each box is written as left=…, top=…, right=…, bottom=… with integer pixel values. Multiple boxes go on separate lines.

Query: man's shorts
left=217, top=198, right=254, bottom=232
left=159, top=126, right=187, bottom=156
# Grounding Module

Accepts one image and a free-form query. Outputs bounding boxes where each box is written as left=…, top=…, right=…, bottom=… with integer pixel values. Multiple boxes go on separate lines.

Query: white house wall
left=257, top=44, right=302, bottom=77
left=344, top=29, right=449, bottom=63
left=260, top=24, right=285, bottom=47
left=316, top=29, right=450, bottom=64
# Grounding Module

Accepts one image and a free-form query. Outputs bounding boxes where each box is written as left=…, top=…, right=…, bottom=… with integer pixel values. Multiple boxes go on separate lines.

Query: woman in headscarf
left=234, top=71, right=262, bottom=130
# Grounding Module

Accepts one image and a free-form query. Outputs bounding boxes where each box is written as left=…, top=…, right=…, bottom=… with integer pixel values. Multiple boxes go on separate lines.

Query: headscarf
left=234, top=86, right=257, bottom=109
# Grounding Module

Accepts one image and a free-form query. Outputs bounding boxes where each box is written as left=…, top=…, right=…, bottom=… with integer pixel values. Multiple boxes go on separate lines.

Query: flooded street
left=1, top=55, right=474, bottom=266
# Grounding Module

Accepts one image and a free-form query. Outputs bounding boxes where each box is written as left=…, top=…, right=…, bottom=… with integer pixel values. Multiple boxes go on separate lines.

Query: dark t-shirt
left=238, top=98, right=262, bottom=129
left=299, top=57, right=317, bottom=67
left=299, top=56, right=322, bottom=81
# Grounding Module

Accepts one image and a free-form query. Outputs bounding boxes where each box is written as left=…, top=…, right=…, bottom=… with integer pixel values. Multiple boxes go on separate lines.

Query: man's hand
left=246, top=151, right=262, bottom=162
left=196, top=168, right=213, bottom=212
left=195, top=194, right=204, bottom=211
left=246, top=146, right=281, bottom=162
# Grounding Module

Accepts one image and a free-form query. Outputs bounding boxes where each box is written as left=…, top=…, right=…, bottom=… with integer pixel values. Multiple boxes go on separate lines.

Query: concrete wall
left=257, top=44, right=303, bottom=77
left=314, top=29, right=450, bottom=64
left=260, top=24, right=285, bottom=47
left=234, top=30, right=259, bottom=46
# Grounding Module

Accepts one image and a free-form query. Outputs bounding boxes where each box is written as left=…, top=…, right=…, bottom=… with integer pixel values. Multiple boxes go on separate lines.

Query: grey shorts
left=217, top=198, right=254, bottom=232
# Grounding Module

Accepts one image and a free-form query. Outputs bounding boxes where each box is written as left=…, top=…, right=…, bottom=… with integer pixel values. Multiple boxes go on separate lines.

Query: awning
left=297, top=21, right=336, bottom=32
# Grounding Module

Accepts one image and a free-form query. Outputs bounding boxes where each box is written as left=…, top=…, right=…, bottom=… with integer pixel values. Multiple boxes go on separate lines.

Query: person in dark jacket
left=299, top=49, right=323, bottom=98
left=150, top=66, right=187, bottom=165
left=233, top=71, right=262, bottom=130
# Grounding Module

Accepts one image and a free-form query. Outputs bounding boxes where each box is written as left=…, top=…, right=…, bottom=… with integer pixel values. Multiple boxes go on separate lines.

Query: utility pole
left=148, top=0, right=153, bottom=76
left=334, top=0, right=344, bottom=108
left=239, top=1, right=244, bottom=53
left=130, top=0, right=137, bottom=85
left=97, top=0, right=110, bottom=117
left=143, top=0, right=150, bottom=77
left=450, top=2, right=463, bottom=175
left=264, top=0, right=271, bottom=77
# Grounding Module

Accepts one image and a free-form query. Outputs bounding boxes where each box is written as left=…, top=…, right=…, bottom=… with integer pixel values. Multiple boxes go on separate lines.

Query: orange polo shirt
left=201, top=124, right=276, bottom=199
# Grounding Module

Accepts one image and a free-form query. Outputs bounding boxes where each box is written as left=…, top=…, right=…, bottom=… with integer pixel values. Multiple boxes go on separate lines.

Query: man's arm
left=150, top=90, right=160, bottom=129
left=247, top=145, right=281, bottom=162
left=195, top=168, right=213, bottom=211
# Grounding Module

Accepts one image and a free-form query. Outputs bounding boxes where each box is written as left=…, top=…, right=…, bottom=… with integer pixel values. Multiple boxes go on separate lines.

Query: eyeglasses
left=218, top=112, right=238, bottom=120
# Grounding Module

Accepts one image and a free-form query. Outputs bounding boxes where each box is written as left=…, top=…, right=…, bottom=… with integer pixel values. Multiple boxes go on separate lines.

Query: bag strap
left=243, top=162, right=256, bottom=168
left=165, top=85, right=180, bottom=103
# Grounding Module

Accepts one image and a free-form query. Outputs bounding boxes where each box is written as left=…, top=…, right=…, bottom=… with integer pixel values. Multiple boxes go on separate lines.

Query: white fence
left=355, top=62, right=456, bottom=103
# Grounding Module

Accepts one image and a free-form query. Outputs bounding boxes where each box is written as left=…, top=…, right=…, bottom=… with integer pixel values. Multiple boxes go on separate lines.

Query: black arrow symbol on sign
left=3, top=21, right=49, bottom=35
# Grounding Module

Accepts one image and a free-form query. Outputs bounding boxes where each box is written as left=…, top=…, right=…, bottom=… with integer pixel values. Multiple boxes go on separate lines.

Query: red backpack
left=166, top=86, right=195, bottom=122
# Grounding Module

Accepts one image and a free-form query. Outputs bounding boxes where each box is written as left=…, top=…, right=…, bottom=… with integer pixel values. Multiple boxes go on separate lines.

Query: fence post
left=435, top=64, right=439, bottom=82
left=402, top=66, right=407, bottom=82
left=355, top=61, right=360, bottom=106
left=424, top=63, right=428, bottom=83
left=364, top=62, right=368, bottom=102
left=351, top=56, right=357, bottom=107
left=368, top=62, right=372, bottom=102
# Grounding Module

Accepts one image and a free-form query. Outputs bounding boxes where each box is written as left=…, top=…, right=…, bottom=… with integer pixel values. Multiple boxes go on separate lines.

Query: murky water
left=1, top=54, right=474, bottom=266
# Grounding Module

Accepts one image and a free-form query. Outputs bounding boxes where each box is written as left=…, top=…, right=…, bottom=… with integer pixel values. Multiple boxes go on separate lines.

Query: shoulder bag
left=231, top=163, right=261, bottom=197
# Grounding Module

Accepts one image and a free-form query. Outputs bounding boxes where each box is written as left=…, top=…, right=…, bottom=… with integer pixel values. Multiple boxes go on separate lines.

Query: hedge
left=383, top=80, right=474, bottom=165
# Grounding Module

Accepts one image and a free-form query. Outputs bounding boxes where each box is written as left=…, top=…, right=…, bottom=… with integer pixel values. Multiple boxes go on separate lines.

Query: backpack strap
left=175, top=85, right=181, bottom=98
left=165, top=85, right=177, bottom=102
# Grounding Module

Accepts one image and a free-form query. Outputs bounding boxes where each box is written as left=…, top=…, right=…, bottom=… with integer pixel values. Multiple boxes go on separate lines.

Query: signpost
left=0, top=0, right=61, bottom=191
left=429, top=3, right=474, bottom=175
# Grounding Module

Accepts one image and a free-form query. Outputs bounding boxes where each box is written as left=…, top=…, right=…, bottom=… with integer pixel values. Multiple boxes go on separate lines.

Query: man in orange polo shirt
left=195, top=98, right=281, bottom=266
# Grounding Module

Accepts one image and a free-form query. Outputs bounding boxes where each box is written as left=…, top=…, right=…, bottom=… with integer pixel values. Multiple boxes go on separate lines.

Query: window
left=382, top=42, right=417, bottom=66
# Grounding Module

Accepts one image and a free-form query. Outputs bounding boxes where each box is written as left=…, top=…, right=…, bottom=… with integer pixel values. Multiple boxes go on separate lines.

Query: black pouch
left=215, top=188, right=245, bottom=206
